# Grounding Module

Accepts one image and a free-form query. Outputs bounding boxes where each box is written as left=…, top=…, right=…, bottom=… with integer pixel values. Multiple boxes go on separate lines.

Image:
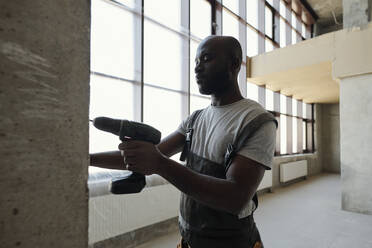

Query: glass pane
left=247, top=26, right=258, bottom=57
left=91, top=0, right=135, bottom=79
left=291, top=12, right=296, bottom=28
left=303, top=121, right=306, bottom=150
left=265, top=6, right=273, bottom=38
left=306, top=103, right=312, bottom=119
left=292, top=29, right=297, bottom=44
left=144, top=0, right=181, bottom=30
left=222, top=9, right=240, bottom=41
left=266, top=88, right=274, bottom=111
left=144, top=86, right=182, bottom=138
left=246, top=0, right=258, bottom=29
left=292, top=98, right=298, bottom=116
left=280, top=94, right=287, bottom=114
left=144, top=20, right=183, bottom=90
left=306, top=121, right=313, bottom=151
left=190, top=41, right=202, bottom=96
left=89, top=75, right=135, bottom=153
left=297, top=33, right=302, bottom=43
left=280, top=18, right=286, bottom=47
left=247, top=82, right=259, bottom=102
left=292, top=117, right=297, bottom=153
left=190, top=96, right=211, bottom=113
left=267, top=0, right=274, bottom=7
left=280, top=0, right=287, bottom=18
left=223, top=0, right=239, bottom=14
left=303, top=102, right=307, bottom=118
left=265, top=39, right=274, bottom=52
left=280, top=114, right=287, bottom=154
left=190, top=0, right=211, bottom=39
left=302, top=23, right=306, bottom=38
left=116, top=0, right=136, bottom=8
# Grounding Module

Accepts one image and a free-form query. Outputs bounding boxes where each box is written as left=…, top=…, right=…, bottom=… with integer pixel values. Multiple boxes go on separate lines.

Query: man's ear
left=231, top=57, right=241, bottom=71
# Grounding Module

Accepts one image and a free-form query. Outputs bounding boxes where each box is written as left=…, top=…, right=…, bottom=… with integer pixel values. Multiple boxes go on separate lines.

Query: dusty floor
left=135, top=174, right=372, bottom=248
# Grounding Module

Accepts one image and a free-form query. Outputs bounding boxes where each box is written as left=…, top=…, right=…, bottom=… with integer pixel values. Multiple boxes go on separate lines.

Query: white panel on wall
left=89, top=184, right=180, bottom=244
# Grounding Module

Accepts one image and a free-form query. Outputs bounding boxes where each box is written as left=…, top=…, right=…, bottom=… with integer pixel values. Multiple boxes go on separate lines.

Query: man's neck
left=210, top=82, right=243, bottom=106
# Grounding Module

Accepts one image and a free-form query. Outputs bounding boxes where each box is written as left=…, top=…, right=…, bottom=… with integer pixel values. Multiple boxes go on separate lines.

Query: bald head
left=199, top=36, right=242, bottom=71
left=194, top=36, right=243, bottom=96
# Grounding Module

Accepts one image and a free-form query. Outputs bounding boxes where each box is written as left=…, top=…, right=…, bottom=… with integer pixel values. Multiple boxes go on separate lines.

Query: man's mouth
left=196, top=74, right=204, bottom=81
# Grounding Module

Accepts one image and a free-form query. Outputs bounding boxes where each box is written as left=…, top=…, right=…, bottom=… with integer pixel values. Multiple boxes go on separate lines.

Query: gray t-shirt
left=177, top=98, right=276, bottom=217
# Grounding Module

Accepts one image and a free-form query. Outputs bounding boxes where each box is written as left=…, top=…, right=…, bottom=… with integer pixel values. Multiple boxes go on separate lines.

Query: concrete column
left=0, top=1, right=90, bottom=247
left=343, top=0, right=371, bottom=28
left=340, top=73, right=372, bottom=215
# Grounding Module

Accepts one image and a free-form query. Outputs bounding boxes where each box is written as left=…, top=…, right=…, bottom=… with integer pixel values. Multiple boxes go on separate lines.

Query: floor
left=135, top=174, right=372, bottom=248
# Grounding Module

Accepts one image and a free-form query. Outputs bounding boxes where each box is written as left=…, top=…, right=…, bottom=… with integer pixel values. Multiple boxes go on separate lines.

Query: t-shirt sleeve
left=177, top=110, right=202, bottom=136
left=237, top=121, right=276, bottom=170
left=176, top=115, right=191, bottom=136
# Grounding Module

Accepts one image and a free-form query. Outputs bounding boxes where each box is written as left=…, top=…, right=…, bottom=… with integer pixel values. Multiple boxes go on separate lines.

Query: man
left=91, top=36, right=276, bottom=248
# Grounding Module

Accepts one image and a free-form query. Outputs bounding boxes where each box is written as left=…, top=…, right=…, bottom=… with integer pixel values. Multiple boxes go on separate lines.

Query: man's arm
left=90, top=131, right=185, bottom=170
left=120, top=140, right=265, bottom=215
left=158, top=154, right=265, bottom=215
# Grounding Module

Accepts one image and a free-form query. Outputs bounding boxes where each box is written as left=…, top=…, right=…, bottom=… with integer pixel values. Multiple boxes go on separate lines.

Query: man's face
left=194, top=39, right=231, bottom=95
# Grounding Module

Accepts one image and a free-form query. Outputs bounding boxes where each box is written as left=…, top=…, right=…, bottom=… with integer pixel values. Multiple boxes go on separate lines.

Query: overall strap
left=224, top=112, right=278, bottom=210
left=180, top=109, right=203, bottom=162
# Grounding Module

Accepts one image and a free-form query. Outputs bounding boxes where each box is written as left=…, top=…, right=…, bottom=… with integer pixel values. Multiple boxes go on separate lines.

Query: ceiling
left=306, top=0, right=343, bottom=26
left=248, top=61, right=339, bottom=103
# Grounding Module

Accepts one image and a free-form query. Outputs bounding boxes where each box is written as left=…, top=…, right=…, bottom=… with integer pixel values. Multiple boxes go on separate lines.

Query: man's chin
left=198, top=85, right=212, bottom=95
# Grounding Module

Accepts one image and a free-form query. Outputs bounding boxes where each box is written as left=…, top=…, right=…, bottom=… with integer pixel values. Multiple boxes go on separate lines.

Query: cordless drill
left=92, top=117, right=161, bottom=194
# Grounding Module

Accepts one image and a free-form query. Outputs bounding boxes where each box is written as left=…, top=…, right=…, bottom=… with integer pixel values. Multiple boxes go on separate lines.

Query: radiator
left=257, top=170, right=272, bottom=190
left=280, top=160, right=308, bottom=183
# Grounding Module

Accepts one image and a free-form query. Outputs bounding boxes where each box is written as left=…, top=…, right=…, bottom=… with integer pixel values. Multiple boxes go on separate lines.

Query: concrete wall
left=319, top=104, right=341, bottom=173
left=340, top=73, right=372, bottom=215
left=343, top=0, right=370, bottom=28
left=0, top=1, right=90, bottom=247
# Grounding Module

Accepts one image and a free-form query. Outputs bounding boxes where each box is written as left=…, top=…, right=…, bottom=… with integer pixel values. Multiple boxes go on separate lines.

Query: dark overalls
left=178, top=110, right=277, bottom=248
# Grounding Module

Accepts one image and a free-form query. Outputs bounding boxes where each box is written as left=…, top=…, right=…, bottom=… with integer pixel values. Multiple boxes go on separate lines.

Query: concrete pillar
left=343, top=0, right=371, bottom=28
left=340, top=74, right=372, bottom=214
left=0, top=1, right=90, bottom=247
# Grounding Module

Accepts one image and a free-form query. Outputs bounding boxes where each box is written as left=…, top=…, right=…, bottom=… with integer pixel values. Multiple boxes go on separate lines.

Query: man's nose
left=195, top=62, right=202, bottom=73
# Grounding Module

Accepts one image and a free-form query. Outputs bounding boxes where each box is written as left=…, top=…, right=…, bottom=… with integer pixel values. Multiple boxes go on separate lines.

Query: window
left=144, top=87, right=183, bottom=137
left=144, top=20, right=183, bottom=90
left=144, top=0, right=182, bottom=31
left=222, top=8, right=240, bottom=41
left=280, top=114, right=287, bottom=155
left=90, top=0, right=316, bottom=155
left=280, top=18, right=286, bottom=47
left=279, top=0, right=287, bottom=17
left=191, top=0, right=211, bottom=39
left=223, top=0, right=239, bottom=15
left=247, top=26, right=259, bottom=57
left=265, top=6, right=273, bottom=39
left=247, top=82, right=259, bottom=102
left=265, top=88, right=274, bottom=111
left=292, top=28, right=297, bottom=44
left=301, top=23, right=306, bottom=38
left=265, top=39, right=274, bottom=52
left=89, top=74, right=135, bottom=153
left=91, top=0, right=136, bottom=80
left=247, top=0, right=258, bottom=29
